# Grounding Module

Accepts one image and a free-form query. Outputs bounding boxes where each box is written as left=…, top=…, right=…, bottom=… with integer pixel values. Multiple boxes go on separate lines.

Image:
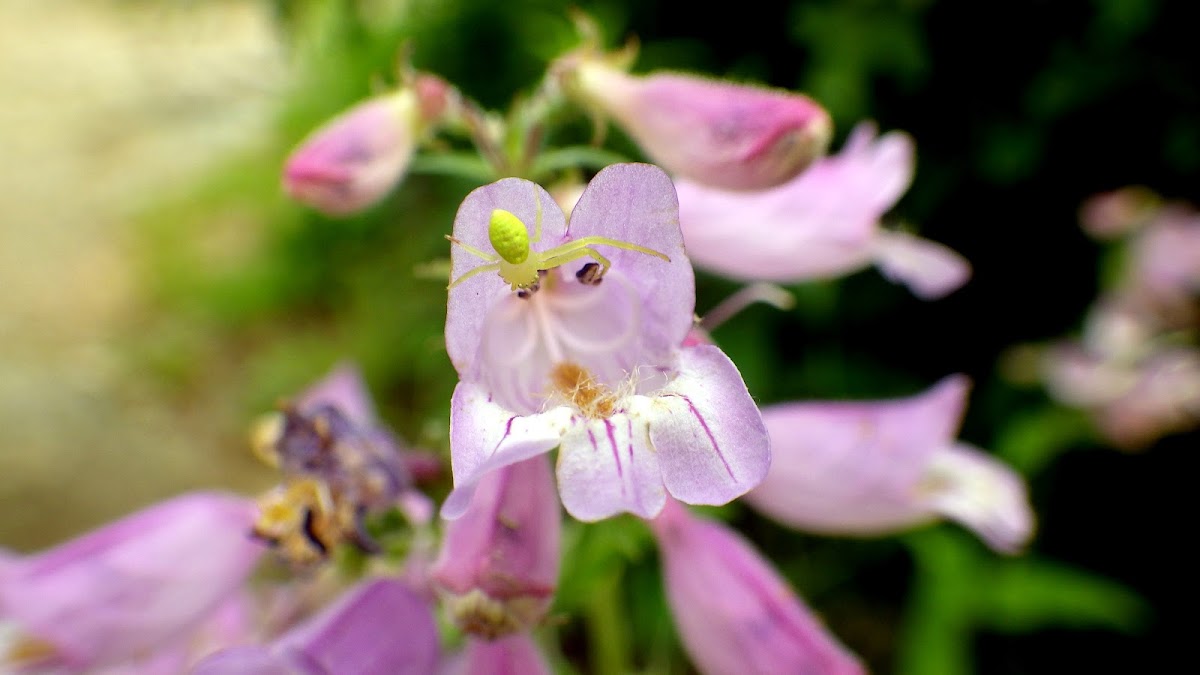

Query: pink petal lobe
left=872, top=230, right=972, bottom=299
left=443, top=382, right=572, bottom=519
left=923, top=443, right=1036, bottom=554
left=646, top=344, right=771, bottom=506
left=556, top=415, right=667, bottom=521
left=295, top=361, right=378, bottom=425
left=676, top=122, right=916, bottom=284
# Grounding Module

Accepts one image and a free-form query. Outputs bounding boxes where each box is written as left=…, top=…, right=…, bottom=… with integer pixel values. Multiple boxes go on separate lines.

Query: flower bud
left=0, top=493, right=264, bottom=672
left=192, top=578, right=440, bottom=675
left=431, top=455, right=560, bottom=639
left=650, top=500, right=865, bottom=675
left=1078, top=186, right=1160, bottom=239
left=283, top=75, right=452, bottom=216
left=565, top=60, right=831, bottom=191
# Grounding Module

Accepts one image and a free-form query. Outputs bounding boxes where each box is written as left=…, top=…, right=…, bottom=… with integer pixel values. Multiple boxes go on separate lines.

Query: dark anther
left=576, top=262, right=603, bottom=285
left=300, top=508, right=328, bottom=555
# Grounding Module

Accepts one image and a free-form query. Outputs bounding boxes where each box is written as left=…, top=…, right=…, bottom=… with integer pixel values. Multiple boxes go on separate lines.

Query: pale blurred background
left=0, top=0, right=283, bottom=548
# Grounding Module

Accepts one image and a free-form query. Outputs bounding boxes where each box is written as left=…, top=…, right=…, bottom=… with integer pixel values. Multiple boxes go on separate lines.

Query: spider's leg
left=447, top=262, right=502, bottom=289
left=445, top=235, right=497, bottom=261
left=540, top=247, right=612, bottom=280
left=558, top=236, right=671, bottom=262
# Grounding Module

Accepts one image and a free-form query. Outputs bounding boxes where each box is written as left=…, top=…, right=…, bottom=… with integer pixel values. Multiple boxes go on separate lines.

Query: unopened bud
left=566, top=60, right=831, bottom=191
left=283, top=76, right=453, bottom=216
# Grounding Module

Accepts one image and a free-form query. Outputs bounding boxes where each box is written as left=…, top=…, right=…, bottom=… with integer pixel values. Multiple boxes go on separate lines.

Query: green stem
left=586, top=567, right=631, bottom=675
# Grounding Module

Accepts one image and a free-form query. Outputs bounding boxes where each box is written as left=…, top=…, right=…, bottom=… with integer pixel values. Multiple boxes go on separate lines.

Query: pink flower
left=431, top=455, right=560, bottom=638
left=1078, top=185, right=1160, bottom=239
left=1041, top=302, right=1200, bottom=450
left=565, top=61, right=832, bottom=191
left=0, top=493, right=264, bottom=672
left=676, top=122, right=971, bottom=299
left=443, top=163, right=770, bottom=521
left=282, top=75, right=452, bottom=216
left=443, top=634, right=552, bottom=675
left=1123, top=204, right=1200, bottom=325
left=192, top=577, right=440, bottom=675
left=745, top=376, right=1034, bottom=554
left=650, top=500, right=865, bottom=675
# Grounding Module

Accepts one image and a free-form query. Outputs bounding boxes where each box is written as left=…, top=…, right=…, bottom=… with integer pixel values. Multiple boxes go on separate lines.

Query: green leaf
left=993, top=405, right=1094, bottom=475
left=530, top=146, right=633, bottom=179
left=975, top=558, right=1149, bottom=633
left=896, top=529, right=978, bottom=675
left=408, top=153, right=496, bottom=182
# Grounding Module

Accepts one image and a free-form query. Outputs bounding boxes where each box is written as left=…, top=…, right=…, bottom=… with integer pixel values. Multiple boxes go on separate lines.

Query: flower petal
left=676, top=122, right=914, bottom=283
left=276, top=579, right=439, bottom=674
left=295, top=361, right=378, bottom=426
left=446, top=178, right=568, bottom=379
left=923, top=443, right=1036, bottom=554
left=443, top=382, right=573, bottom=519
left=0, top=493, right=263, bottom=670
left=567, top=163, right=695, bottom=361
left=432, top=455, right=560, bottom=621
left=872, top=230, right=972, bottom=299
left=745, top=375, right=970, bottom=534
left=652, top=501, right=866, bottom=675
left=190, top=647, right=292, bottom=675
left=556, top=415, right=667, bottom=521
left=194, top=579, right=440, bottom=675
left=644, top=344, right=770, bottom=506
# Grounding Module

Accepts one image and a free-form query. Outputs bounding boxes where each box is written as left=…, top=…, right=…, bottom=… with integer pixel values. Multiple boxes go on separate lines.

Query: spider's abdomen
left=488, top=209, right=530, bottom=264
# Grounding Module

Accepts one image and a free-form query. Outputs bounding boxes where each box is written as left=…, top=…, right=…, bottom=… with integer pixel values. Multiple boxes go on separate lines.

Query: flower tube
left=650, top=500, right=865, bottom=675
left=676, top=122, right=971, bottom=299
left=0, top=493, right=264, bottom=672
left=745, top=376, right=1035, bottom=554
left=192, top=577, right=439, bottom=675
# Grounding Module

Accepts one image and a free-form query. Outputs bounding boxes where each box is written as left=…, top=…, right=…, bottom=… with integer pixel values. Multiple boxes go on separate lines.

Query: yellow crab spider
left=447, top=202, right=671, bottom=292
